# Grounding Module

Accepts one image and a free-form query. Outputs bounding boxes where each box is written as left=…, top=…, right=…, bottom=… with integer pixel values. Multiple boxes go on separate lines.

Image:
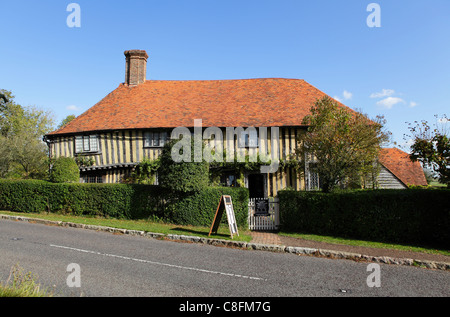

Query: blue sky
left=1, top=0, right=449, bottom=149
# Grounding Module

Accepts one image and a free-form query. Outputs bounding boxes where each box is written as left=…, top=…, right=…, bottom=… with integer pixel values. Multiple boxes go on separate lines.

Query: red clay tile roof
left=47, top=78, right=351, bottom=135
left=379, top=148, right=428, bottom=187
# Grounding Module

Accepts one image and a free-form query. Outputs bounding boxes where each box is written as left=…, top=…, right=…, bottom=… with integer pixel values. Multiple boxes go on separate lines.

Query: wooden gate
left=248, top=198, right=280, bottom=231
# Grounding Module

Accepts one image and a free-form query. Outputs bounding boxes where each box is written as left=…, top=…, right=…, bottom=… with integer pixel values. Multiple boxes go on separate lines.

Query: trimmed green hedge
left=279, top=189, right=450, bottom=249
left=168, top=187, right=249, bottom=227
left=0, top=180, right=249, bottom=227
left=0, top=180, right=161, bottom=219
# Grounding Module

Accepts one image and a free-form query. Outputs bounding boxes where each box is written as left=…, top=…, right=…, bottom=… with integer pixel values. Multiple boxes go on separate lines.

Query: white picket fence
left=248, top=198, right=280, bottom=231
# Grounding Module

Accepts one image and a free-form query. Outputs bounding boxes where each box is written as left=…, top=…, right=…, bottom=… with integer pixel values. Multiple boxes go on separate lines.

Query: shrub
left=158, top=138, right=210, bottom=193
left=124, top=158, right=160, bottom=184
left=279, top=189, right=450, bottom=249
left=49, top=157, right=80, bottom=183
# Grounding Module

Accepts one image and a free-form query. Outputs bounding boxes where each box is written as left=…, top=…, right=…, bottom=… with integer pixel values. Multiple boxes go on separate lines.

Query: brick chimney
left=124, top=50, right=148, bottom=86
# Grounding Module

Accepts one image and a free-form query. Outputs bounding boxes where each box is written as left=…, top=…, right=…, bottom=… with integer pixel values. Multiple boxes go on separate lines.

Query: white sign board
left=209, top=195, right=239, bottom=238
left=224, top=196, right=238, bottom=237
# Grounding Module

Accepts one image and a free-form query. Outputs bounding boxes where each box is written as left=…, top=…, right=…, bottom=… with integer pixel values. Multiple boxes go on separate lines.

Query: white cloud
left=66, top=105, right=81, bottom=111
left=334, top=90, right=352, bottom=102
left=343, top=90, right=353, bottom=100
left=370, top=88, right=417, bottom=109
left=438, top=117, right=449, bottom=124
left=376, top=97, right=406, bottom=109
left=370, top=89, right=395, bottom=98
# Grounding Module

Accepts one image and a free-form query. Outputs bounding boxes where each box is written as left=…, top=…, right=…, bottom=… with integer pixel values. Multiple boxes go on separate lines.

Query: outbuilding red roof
left=48, top=78, right=347, bottom=135
left=379, top=148, right=428, bottom=187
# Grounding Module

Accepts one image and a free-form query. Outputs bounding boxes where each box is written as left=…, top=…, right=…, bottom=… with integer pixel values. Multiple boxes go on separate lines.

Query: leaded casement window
left=75, top=135, right=99, bottom=154
left=305, top=153, right=320, bottom=191
left=221, top=173, right=238, bottom=187
left=306, top=163, right=320, bottom=191
left=144, top=132, right=167, bottom=148
left=82, top=174, right=104, bottom=184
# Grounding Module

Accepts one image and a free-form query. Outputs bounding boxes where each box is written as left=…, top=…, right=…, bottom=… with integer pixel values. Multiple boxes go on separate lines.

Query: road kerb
left=1, top=214, right=449, bottom=271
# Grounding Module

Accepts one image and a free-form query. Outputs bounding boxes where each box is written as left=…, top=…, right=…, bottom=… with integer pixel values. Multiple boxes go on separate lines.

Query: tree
left=0, top=89, right=54, bottom=179
left=407, top=115, right=449, bottom=187
left=0, top=90, right=23, bottom=137
left=296, top=96, right=390, bottom=192
left=58, top=115, right=76, bottom=129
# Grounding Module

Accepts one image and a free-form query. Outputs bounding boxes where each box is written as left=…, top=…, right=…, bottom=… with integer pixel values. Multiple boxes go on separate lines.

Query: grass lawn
left=428, top=181, right=447, bottom=188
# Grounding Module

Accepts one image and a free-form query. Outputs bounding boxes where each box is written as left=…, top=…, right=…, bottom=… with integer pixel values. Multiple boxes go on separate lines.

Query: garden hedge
left=279, top=189, right=450, bottom=249
left=167, top=187, right=249, bottom=227
left=0, top=180, right=249, bottom=228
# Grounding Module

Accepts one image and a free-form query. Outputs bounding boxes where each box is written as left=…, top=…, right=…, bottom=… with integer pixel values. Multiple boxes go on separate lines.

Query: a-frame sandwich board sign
left=209, top=195, right=239, bottom=239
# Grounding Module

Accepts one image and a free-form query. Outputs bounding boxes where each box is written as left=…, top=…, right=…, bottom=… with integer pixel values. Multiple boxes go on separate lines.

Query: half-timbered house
left=44, top=50, right=426, bottom=197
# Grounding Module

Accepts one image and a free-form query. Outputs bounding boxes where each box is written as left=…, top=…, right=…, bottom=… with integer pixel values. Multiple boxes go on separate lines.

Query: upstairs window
left=75, top=135, right=99, bottom=154
left=144, top=132, right=167, bottom=148
left=238, top=129, right=258, bottom=148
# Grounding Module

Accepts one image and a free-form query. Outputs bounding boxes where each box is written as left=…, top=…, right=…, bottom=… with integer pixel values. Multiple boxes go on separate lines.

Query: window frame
left=82, top=174, right=104, bottom=184
left=238, top=129, right=259, bottom=149
left=221, top=173, right=238, bottom=187
left=144, top=131, right=168, bottom=148
left=75, top=135, right=100, bottom=154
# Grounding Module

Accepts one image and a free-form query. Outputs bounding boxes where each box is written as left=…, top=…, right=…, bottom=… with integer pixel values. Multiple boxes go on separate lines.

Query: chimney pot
left=124, top=50, right=148, bottom=86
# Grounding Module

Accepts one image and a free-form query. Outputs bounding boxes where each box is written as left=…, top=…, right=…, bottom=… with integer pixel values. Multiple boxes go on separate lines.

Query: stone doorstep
left=1, top=214, right=449, bottom=271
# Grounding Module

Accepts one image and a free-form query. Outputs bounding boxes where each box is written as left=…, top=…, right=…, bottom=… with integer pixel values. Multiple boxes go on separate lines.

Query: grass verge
left=279, top=232, right=450, bottom=257
left=0, top=211, right=253, bottom=243
left=1, top=210, right=448, bottom=257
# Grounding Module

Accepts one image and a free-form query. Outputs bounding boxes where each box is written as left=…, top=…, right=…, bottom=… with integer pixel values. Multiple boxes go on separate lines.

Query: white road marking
left=50, top=244, right=266, bottom=281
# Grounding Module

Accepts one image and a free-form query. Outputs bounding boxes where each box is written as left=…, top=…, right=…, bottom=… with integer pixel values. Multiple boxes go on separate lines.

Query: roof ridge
left=141, top=77, right=306, bottom=82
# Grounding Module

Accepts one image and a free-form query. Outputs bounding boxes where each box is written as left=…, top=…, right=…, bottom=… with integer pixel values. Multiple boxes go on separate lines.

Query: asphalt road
left=0, top=219, right=449, bottom=299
